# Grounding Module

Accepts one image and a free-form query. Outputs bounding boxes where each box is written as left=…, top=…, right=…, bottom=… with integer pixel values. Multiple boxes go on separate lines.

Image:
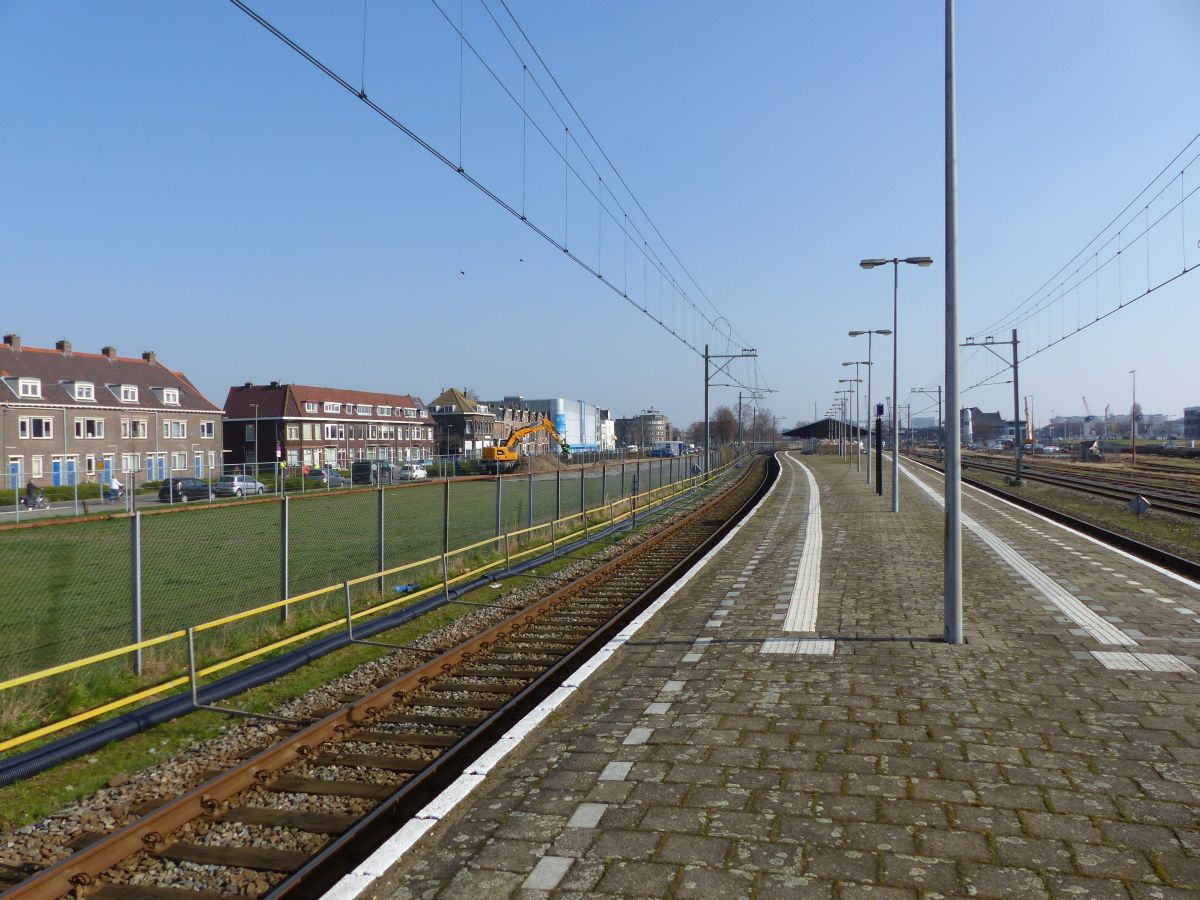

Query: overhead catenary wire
left=227, top=0, right=761, bottom=389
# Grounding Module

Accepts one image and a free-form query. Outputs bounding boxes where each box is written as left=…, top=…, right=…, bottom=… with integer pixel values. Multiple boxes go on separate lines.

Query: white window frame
left=356, top=404, right=371, bottom=415
left=19, top=416, right=54, bottom=439
left=170, top=451, right=187, bottom=470
left=377, top=406, right=391, bottom=417
left=31, top=455, right=44, bottom=478
left=286, top=422, right=300, bottom=440
left=324, top=402, right=341, bottom=413
left=200, top=420, right=216, bottom=439
left=163, top=419, right=186, bottom=439
left=17, top=377, right=41, bottom=398
left=162, top=388, right=180, bottom=406
left=74, top=381, right=95, bottom=402
left=304, top=401, right=318, bottom=413
left=74, top=417, right=104, bottom=439
left=120, top=384, right=139, bottom=403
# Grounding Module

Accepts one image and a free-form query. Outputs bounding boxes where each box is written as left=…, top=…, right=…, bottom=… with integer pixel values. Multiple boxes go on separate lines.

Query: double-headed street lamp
left=859, top=256, right=933, bottom=513
left=849, top=329, right=891, bottom=485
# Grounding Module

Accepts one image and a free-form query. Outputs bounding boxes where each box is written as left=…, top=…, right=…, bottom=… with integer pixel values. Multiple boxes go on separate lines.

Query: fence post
left=495, top=472, right=502, bottom=540
left=377, top=482, right=385, bottom=595
left=600, top=463, right=607, bottom=509
left=130, top=510, right=143, bottom=675
left=527, top=467, right=533, bottom=530
left=555, top=467, right=561, bottom=523
left=579, top=465, right=585, bottom=519
left=280, top=494, right=290, bottom=622
left=442, top=477, right=451, bottom=601
left=620, top=462, right=625, bottom=498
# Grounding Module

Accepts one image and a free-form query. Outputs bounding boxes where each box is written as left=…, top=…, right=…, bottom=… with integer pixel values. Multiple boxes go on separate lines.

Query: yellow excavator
left=481, top=417, right=571, bottom=473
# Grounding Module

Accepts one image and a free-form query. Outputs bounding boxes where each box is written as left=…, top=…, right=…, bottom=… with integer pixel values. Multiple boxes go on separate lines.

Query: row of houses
left=2, top=335, right=674, bottom=487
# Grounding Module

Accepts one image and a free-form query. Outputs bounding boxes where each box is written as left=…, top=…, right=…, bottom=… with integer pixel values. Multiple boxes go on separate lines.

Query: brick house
left=429, top=388, right=498, bottom=457
left=1, top=334, right=223, bottom=487
left=223, top=382, right=435, bottom=471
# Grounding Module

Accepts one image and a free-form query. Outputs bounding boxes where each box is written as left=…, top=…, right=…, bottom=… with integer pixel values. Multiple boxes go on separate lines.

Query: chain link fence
left=0, top=454, right=713, bottom=684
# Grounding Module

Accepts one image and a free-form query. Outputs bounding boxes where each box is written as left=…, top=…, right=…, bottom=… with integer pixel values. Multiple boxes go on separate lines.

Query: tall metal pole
left=1012, top=328, right=1022, bottom=483
left=943, top=0, right=963, bottom=644
left=1129, top=369, right=1137, bottom=466
left=703, top=344, right=710, bottom=473
left=891, top=260, right=900, bottom=513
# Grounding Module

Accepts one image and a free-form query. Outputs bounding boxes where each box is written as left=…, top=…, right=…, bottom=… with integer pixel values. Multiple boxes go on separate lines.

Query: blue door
left=101, top=461, right=111, bottom=485
left=155, top=456, right=166, bottom=481
left=194, top=455, right=202, bottom=478
left=52, top=459, right=62, bottom=487
left=65, top=459, right=77, bottom=486
left=7, top=461, right=18, bottom=490
left=146, top=457, right=154, bottom=482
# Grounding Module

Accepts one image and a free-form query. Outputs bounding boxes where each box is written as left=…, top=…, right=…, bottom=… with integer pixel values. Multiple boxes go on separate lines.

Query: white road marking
left=760, top=638, right=835, bottom=655
left=783, top=456, right=823, bottom=633
left=902, top=464, right=1134, bottom=646
left=1091, top=651, right=1194, bottom=673
left=523, top=856, right=574, bottom=891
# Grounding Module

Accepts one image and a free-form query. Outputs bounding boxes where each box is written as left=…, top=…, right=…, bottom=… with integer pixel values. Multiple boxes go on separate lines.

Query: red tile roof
left=223, top=383, right=431, bottom=422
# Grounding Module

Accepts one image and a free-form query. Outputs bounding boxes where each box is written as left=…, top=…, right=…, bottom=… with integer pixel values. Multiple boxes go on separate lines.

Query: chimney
left=269, top=380, right=280, bottom=388
left=142, top=350, right=157, bottom=366
left=101, top=345, right=118, bottom=360
left=56, top=339, right=72, bottom=356
left=243, top=381, right=253, bottom=389
left=3, top=334, right=19, bottom=351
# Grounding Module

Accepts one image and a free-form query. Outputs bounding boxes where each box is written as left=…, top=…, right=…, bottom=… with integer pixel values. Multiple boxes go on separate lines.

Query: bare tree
left=711, top=406, right=738, bottom=444
left=687, top=421, right=706, bottom=445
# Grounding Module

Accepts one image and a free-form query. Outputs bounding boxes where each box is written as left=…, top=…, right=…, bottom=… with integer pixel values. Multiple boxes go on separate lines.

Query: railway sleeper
left=87, top=885, right=230, bottom=900
left=154, top=840, right=312, bottom=873
left=313, top=752, right=429, bottom=773
left=264, top=776, right=396, bottom=799
left=212, top=806, right=359, bottom=834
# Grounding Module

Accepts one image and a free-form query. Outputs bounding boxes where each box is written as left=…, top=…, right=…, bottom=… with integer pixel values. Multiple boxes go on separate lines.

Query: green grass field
left=0, top=459, right=687, bottom=682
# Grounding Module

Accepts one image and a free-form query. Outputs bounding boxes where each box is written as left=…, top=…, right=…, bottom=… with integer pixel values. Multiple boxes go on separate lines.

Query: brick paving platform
left=354, top=452, right=1200, bottom=899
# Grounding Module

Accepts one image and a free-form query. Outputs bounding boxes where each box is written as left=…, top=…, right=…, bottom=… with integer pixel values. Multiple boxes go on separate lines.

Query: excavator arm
left=482, top=417, right=571, bottom=472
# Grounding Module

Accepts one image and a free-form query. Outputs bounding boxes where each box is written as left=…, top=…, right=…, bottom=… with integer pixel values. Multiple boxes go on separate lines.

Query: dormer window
left=304, top=402, right=318, bottom=413
left=356, top=404, right=371, bottom=415
left=120, top=385, right=139, bottom=403
left=377, top=406, right=391, bottom=417
left=162, top=388, right=180, bottom=406
left=18, top=377, right=41, bottom=398
left=74, top=381, right=95, bottom=402
left=324, top=402, right=341, bottom=414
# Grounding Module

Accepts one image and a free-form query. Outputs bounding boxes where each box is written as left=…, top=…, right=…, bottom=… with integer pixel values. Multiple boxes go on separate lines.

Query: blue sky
left=2, top=1, right=1197, bottom=430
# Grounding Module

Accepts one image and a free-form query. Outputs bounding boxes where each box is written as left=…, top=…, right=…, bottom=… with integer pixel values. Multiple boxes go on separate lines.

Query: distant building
left=1, top=334, right=223, bottom=486
left=1185, top=407, right=1200, bottom=441
left=223, top=382, right=434, bottom=470
left=482, top=396, right=609, bottom=451
left=615, top=409, right=671, bottom=448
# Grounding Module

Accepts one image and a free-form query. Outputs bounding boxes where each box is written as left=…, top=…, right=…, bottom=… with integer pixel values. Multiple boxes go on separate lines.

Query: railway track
left=3, top=457, right=772, bottom=899
left=908, top=455, right=1199, bottom=580
left=938, top=453, right=1200, bottom=519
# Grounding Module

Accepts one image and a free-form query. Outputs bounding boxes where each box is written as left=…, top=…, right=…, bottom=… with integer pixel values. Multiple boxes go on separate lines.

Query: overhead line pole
left=944, top=0, right=963, bottom=644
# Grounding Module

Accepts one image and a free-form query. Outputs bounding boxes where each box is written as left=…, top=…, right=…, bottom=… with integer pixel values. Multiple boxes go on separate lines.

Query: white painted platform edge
left=325, top=457, right=783, bottom=899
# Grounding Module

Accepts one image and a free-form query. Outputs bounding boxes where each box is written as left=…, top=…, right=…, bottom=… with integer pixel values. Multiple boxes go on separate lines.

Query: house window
left=31, top=455, right=44, bottom=478
left=18, top=378, right=41, bottom=398
left=19, top=416, right=53, bottom=439
left=207, top=451, right=216, bottom=468
left=302, top=422, right=314, bottom=441
left=119, top=385, right=139, bottom=403
left=356, top=404, right=371, bottom=415
left=200, top=421, right=215, bottom=439
left=74, top=382, right=95, bottom=402
left=121, top=418, right=149, bottom=439
left=404, top=407, right=416, bottom=418
left=368, top=424, right=379, bottom=440
left=286, top=422, right=300, bottom=440
left=377, top=406, right=391, bottom=417
left=163, top=388, right=180, bottom=406
left=323, top=424, right=339, bottom=441
left=163, top=419, right=186, bottom=439
left=323, top=402, right=341, bottom=413
left=74, top=418, right=104, bottom=439
left=170, top=451, right=187, bottom=470
left=121, top=453, right=139, bottom=474
left=304, top=401, right=318, bottom=413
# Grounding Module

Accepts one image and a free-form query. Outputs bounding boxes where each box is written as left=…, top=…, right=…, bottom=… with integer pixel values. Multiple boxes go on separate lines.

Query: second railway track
left=4, top=455, right=773, bottom=900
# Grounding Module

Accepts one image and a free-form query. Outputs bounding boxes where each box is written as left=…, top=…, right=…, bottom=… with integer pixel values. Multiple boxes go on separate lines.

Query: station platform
left=338, top=451, right=1200, bottom=899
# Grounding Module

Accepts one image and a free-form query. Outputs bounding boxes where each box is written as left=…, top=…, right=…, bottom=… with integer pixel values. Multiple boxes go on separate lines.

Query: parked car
left=397, top=464, right=428, bottom=481
left=158, top=477, right=212, bottom=503
left=308, top=468, right=347, bottom=487
left=214, top=474, right=267, bottom=497
left=351, top=460, right=395, bottom=485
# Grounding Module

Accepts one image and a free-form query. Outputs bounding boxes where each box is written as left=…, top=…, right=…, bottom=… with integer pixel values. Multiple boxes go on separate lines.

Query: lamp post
left=835, top=389, right=853, bottom=458
left=838, top=378, right=862, bottom=467
left=1129, top=369, right=1137, bottom=467
left=850, top=330, right=890, bottom=484
left=842, top=362, right=869, bottom=471
left=859, top=256, right=933, bottom=512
